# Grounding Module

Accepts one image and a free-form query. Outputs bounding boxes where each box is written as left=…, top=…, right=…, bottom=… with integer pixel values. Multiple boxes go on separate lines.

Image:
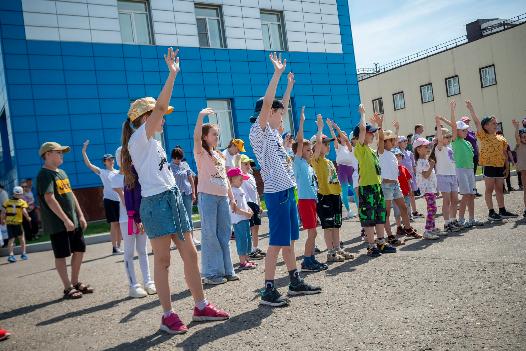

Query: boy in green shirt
left=353, top=105, right=396, bottom=257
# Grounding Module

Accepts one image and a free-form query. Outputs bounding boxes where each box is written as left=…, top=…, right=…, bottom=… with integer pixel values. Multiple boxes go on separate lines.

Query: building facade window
left=195, top=5, right=226, bottom=48
left=445, top=75, right=460, bottom=97
left=117, top=0, right=153, bottom=44
left=420, top=83, right=434, bottom=103
left=392, top=92, right=405, bottom=111
left=372, top=98, right=384, bottom=114
left=260, top=11, right=286, bottom=51
left=207, top=100, right=234, bottom=149
left=480, top=65, right=496, bottom=88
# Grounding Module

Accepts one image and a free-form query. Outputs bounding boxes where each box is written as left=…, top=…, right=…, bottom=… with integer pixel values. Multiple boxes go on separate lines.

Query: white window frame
left=117, top=0, right=154, bottom=45
left=260, top=10, right=287, bottom=51
left=445, top=75, right=460, bottom=97
left=372, top=98, right=384, bottom=114
left=480, top=65, right=496, bottom=88
left=206, top=100, right=234, bottom=149
left=392, top=92, right=405, bottom=111
left=195, top=5, right=226, bottom=49
left=420, top=83, right=434, bottom=103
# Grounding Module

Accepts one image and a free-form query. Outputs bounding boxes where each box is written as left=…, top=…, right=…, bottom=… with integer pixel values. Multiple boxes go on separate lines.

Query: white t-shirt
left=110, top=173, right=127, bottom=223
left=222, top=149, right=236, bottom=169
left=348, top=147, right=359, bottom=187
left=241, top=173, right=259, bottom=204
left=335, top=145, right=354, bottom=166
left=434, top=145, right=456, bottom=176
left=416, top=158, right=437, bottom=194
left=379, top=150, right=399, bottom=181
left=128, top=124, right=176, bottom=197
left=99, top=169, right=120, bottom=201
left=231, top=187, right=250, bottom=225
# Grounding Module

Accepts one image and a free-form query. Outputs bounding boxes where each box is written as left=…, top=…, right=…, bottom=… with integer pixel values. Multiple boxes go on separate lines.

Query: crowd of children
left=3, top=47, right=526, bottom=340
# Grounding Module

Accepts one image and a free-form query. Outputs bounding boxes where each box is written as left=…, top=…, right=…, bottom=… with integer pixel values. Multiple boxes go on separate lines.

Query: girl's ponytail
left=121, top=116, right=144, bottom=187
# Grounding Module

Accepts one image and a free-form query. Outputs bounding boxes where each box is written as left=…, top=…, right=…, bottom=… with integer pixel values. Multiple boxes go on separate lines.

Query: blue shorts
left=381, top=181, right=403, bottom=201
left=264, top=187, right=299, bottom=247
left=140, top=187, right=191, bottom=240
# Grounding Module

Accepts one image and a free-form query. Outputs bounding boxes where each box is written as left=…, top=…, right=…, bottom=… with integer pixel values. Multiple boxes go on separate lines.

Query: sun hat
left=480, top=116, right=495, bottom=128
left=398, top=135, right=408, bottom=142
left=240, top=154, right=253, bottom=163
left=441, top=128, right=452, bottom=137
left=392, top=148, right=404, bottom=157
left=227, top=167, right=250, bottom=180
left=460, top=116, right=470, bottom=123
left=413, top=137, right=431, bottom=149
left=13, top=186, right=23, bottom=195
left=310, top=134, right=334, bottom=144
left=383, top=130, right=397, bottom=140
left=115, top=146, right=122, bottom=168
left=231, top=139, right=246, bottom=152
left=128, top=97, right=174, bottom=122
left=39, top=142, right=71, bottom=157
left=352, top=123, right=378, bottom=139
left=456, top=121, right=470, bottom=130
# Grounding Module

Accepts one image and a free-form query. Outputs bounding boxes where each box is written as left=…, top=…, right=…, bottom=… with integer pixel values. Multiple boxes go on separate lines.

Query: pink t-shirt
left=195, top=149, right=229, bottom=197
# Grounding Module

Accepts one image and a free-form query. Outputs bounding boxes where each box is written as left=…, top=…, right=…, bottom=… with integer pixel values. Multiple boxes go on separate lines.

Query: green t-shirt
left=36, top=168, right=79, bottom=234
left=451, top=137, right=474, bottom=169
left=354, top=142, right=382, bottom=186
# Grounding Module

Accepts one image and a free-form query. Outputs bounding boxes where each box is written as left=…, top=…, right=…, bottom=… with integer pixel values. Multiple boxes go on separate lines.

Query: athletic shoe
left=367, top=246, right=381, bottom=257
left=248, top=251, right=265, bottom=260
left=458, top=219, right=473, bottom=229
left=203, top=277, right=227, bottom=285
left=337, top=249, right=354, bottom=260
left=20, top=253, right=28, bottom=260
left=423, top=231, right=439, bottom=240
left=144, top=282, right=157, bottom=295
left=412, top=211, right=424, bottom=218
left=260, top=287, right=290, bottom=307
left=312, top=258, right=329, bottom=270
left=192, top=237, right=201, bottom=246
left=314, top=246, right=321, bottom=254
left=470, top=219, right=485, bottom=227
left=255, top=248, right=266, bottom=257
left=192, top=303, right=230, bottom=321
left=225, top=275, right=240, bottom=281
left=0, top=329, right=11, bottom=341
left=451, top=220, right=464, bottom=230
left=7, top=255, right=16, bottom=263
left=387, top=235, right=403, bottom=246
left=499, top=210, right=519, bottom=219
left=444, top=223, right=459, bottom=233
left=488, top=212, right=503, bottom=222
left=327, top=251, right=344, bottom=262
left=523, top=209, right=526, bottom=218
left=129, top=285, right=148, bottom=298
left=112, top=247, right=124, bottom=255
left=437, top=229, right=449, bottom=236
left=301, top=260, right=323, bottom=272
left=288, top=280, right=322, bottom=296
left=239, top=261, right=257, bottom=270
left=160, top=313, right=188, bottom=334
left=377, top=242, right=397, bottom=253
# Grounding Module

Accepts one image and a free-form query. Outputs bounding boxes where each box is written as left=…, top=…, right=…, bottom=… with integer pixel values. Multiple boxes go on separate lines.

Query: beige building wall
left=358, top=22, right=526, bottom=147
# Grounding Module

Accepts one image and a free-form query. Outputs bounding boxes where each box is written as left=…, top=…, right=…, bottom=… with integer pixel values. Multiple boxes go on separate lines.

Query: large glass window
left=480, top=65, right=496, bottom=88
left=445, top=75, right=460, bottom=97
left=372, top=98, right=384, bottom=114
left=195, top=5, right=226, bottom=48
left=117, top=0, right=153, bottom=44
left=261, top=11, right=286, bottom=51
left=207, top=100, right=234, bottom=149
left=392, top=92, right=405, bottom=111
left=420, top=83, right=434, bottom=103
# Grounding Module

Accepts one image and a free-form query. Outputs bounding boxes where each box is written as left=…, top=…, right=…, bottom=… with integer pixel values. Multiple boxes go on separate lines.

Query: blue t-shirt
left=293, top=156, right=317, bottom=200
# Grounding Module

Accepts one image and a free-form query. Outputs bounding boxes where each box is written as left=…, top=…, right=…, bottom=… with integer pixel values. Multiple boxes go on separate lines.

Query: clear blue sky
left=348, top=0, right=526, bottom=68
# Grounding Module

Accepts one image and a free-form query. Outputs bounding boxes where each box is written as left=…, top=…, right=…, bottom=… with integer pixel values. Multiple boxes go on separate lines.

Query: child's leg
left=198, top=193, right=223, bottom=278
left=150, top=235, right=174, bottom=312
left=332, top=228, right=340, bottom=250
left=7, top=238, right=14, bottom=256
left=135, top=232, right=153, bottom=285
left=110, top=222, right=119, bottom=249
left=410, top=192, right=417, bottom=213
left=353, top=187, right=359, bottom=207
left=304, top=228, right=317, bottom=257
left=459, top=195, right=468, bottom=220
left=393, top=201, right=401, bottom=227
left=384, top=199, right=392, bottom=235
left=522, top=172, right=526, bottom=207
left=55, top=258, right=72, bottom=289
left=217, top=197, right=235, bottom=276
left=122, top=224, right=139, bottom=287
left=233, top=221, right=249, bottom=264
left=424, top=193, right=437, bottom=230
left=251, top=225, right=260, bottom=251
left=467, top=194, right=475, bottom=220
left=441, top=192, right=451, bottom=222
left=18, top=234, right=26, bottom=254
left=323, top=228, right=335, bottom=250
left=494, top=178, right=505, bottom=208
left=450, top=191, right=459, bottom=220
left=245, top=227, right=253, bottom=261
left=70, top=251, right=84, bottom=286
left=394, top=197, right=411, bottom=228
left=340, top=181, right=350, bottom=213
left=484, top=178, right=496, bottom=210
left=173, top=232, right=205, bottom=304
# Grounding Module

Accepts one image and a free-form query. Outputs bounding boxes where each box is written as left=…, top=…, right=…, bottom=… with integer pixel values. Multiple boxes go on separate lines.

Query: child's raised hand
left=358, top=104, right=365, bottom=115
left=300, top=106, right=305, bottom=122
left=164, top=47, right=180, bottom=75
left=393, top=120, right=400, bottom=130
left=269, top=52, right=286, bottom=74
left=287, top=72, right=295, bottom=85
left=465, top=100, right=473, bottom=111
left=199, top=107, right=215, bottom=117
left=434, top=115, right=442, bottom=124
left=316, top=114, right=324, bottom=130
left=450, top=100, right=456, bottom=110
left=82, top=140, right=90, bottom=150
left=512, top=119, right=520, bottom=129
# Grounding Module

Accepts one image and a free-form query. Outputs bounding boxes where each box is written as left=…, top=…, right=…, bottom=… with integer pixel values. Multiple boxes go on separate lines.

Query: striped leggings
left=424, top=193, right=437, bottom=231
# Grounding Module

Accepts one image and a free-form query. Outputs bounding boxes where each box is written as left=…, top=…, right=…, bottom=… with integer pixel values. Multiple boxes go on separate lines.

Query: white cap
left=13, top=186, right=23, bottom=195
left=115, top=146, right=122, bottom=168
left=456, top=120, right=470, bottom=130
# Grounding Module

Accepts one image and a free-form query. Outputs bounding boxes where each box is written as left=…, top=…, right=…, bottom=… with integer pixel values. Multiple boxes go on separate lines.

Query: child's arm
left=373, top=113, right=385, bottom=154
left=358, top=104, right=366, bottom=145
left=193, top=108, right=215, bottom=155
left=22, top=208, right=31, bottom=222
left=113, top=187, right=125, bottom=205
left=313, top=114, right=324, bottom=159
left=71, top=192, right=87, bottom=231
left=282, top=72, right=295, bottom=112
left=1, top=209, right=5, bottom=224
left=450, top=100, right=458, bottom=140
left=435, top=116, right=444, bottom=150
left=235, top=207, right=253, bottom=219
left=331, top=121, right=352, bottom=150
left=81, top=140, right=101, bottom=175
left=512, top=119, right=521, bottom=146
left=295, top=106, right=306, bottom=157
left=422, top=159, right=435, bottom=179
left=327, top=118, right=339, bottom=150
left=393, top=120, right=400, bottom=139
left=188, top=174, right=196, bottom=202
left=465, top=100, right=482, bottom=132
left=146, top=47, right=180, bottom=139
left=259, top=53, right=286, bottom=129
left=44, top=193, right=76, bottom=231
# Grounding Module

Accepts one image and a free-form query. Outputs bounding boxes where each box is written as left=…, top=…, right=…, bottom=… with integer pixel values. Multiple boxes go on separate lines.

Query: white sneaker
left=192, top=236, right=201, bottom=246
left=129, top=285, right=148, bottom=298
left=144, top=282, right=157, bottom=295
left=423, top=231, right=439, bottom=240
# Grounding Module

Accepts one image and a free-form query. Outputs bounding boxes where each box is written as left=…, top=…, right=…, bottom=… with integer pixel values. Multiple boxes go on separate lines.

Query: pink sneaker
left=192, top=303, right=230, bottom=322
left=160, top=313, right=188, bottom=334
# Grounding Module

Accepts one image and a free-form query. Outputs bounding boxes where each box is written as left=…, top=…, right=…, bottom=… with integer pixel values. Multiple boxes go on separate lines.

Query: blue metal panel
left=61, top=42, right=93, bottom=56
left=65, top=70, right=96, bottom=84
left=96, top=70, right=127, bottom=84
left=68, top=99, right=100, bottom=114
left=9, top=99, right=34, bottom=115
left=67, top=84, right=98, bottom=98
left=93, top=43, right=123, bottom=57
left=27, top=41, right=61, bottom=55
left=29, top=55, right=63, bottom=70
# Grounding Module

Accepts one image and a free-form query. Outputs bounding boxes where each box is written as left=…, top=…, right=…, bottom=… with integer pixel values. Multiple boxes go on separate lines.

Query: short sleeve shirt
left=379, top=151, right=399, bottom=180
left=476, top=131, right=508, bottom=167
left=2, top=198, right=28, bottom=225
left=310, top=157, right=341, bottom=195
left=416, top=159, right=437, bottom=194
left=398, top=166, right=412, bottom=196
left=293, top=156, right=317, bottom=200
left=230, top=187, right=250, bottom=224
left=170, top=161, right=195, bottom=195
left=451, top=137, right=474, bottom=169
left=99, top=169, right=120, bottom=201
left=434, top=145, right=456, bottom=176
left=354, top=142, right=381, bottom=186
left=241, top=173, right=259, bottom=204
left=249, top=120, right=296, bottom=193
left=110, top=173, right=127, bottom=223
left=335, top=145, right=354, bottom=166
left=36, top=168, right=79, bottom=234
left=400, top=149, right=416, bottom=175
left=194, top=149, right=229, bottom=197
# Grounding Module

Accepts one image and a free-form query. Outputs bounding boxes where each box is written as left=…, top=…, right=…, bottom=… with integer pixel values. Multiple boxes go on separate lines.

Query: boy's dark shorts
left=316, top=194, right=342, bottom=229
left=247, top=201, right=261, bottom=227
left=482, top=166, right=505, bottom=178
left=7, top=224, right=23, bottom=239
left=358, top=184, right=386, bottom=227
left=104, top=198, right=120, bottom=223
left=50, top=228, right=86, bottom=259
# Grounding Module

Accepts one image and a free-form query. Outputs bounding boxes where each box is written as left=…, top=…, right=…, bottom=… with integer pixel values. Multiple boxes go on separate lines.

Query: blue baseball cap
left=352, top=123, right=378, bottom=138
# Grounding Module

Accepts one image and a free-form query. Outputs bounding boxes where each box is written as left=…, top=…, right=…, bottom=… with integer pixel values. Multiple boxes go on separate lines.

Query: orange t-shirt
left=476, top=131, right=508, bottom=167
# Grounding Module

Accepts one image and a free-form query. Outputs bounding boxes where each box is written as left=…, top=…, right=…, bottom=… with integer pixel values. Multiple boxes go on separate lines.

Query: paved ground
left=1, top=180, right=526, bottom=351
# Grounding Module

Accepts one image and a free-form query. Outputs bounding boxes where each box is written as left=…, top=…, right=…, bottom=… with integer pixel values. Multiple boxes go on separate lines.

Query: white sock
left=196, top=299, right=209, bottom=311
left=163, top=310, right=174, bottom=317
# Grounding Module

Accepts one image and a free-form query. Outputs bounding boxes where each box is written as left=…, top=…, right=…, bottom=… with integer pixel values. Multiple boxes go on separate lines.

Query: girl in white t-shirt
left=414, top=138, right=439, bottom=240
left=120, top=48, right=229, bottom=335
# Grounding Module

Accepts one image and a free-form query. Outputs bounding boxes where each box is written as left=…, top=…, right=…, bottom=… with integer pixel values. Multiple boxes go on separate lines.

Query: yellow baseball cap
left=128, top=97, right=174, bottom=122
left=231, top=139, right=246, bottom=152
left=39, top=142, right=71, bottom=157
left=240, top=154, right=253, bottom=163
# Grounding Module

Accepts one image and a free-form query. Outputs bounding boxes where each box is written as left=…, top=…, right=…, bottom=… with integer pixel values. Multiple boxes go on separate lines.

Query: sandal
left=63, top=287, right=82, bottom=299
left=73, top=282, right=94, bottom=294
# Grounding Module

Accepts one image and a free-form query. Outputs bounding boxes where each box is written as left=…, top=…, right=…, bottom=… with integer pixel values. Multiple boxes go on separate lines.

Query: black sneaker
left=255, top=248, right=266, bottom=257
left=288, top=280, right=322, bottom=296
left=248, top=251, right=264, bottom=260
left=377, top=242, right=397, bottom=253
left=312, top=259, right=329, bottom=271
left=488, top=212, right=503, bottom=222
left=260, top=287, right=290, bottom=307
left=523, top=209, right=526, bottom=218
left=314, top=246, right=321, bottom=254
left=301, top=260, right=323, bottom=272
left=367, top=246, right=381, bottom=257
left=499, top=210, right=519, bottom=219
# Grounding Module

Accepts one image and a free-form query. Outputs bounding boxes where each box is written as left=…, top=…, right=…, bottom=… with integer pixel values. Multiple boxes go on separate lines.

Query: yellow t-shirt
left=2, top=198, right=28, bottom=225
left=310, top=157, right=341, bottom=195
left=476, top=131, right=508, bottom=167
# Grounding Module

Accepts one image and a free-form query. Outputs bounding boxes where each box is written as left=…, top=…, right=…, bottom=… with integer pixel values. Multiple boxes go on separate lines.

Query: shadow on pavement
left=120, top=290, right=192, bottom=323
left=0, top=298, right=63, bottom=321
left=104, top=331, right=173, bottom=350
left=16, top=254, right=114, bottom=278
